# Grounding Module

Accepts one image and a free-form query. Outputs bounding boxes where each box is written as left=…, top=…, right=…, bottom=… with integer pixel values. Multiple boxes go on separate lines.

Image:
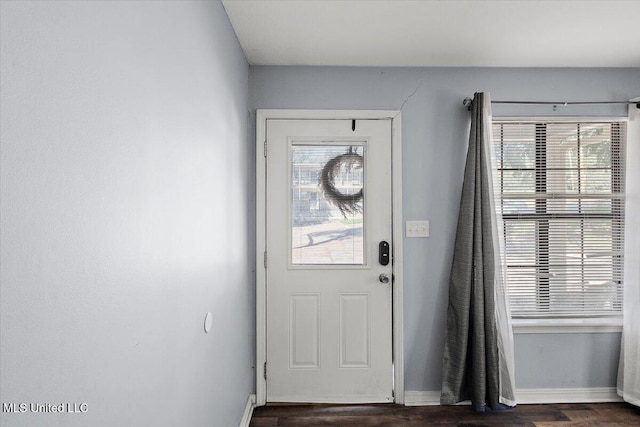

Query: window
left=493, top=120, right=626, bottom=318
left=291, top=144, right=365, bottom=265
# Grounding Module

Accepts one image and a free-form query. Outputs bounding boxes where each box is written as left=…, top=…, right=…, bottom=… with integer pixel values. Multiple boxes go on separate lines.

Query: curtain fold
left=617, top=98, right=640, bottom=407
left=441, top=92, right=516, bottom=411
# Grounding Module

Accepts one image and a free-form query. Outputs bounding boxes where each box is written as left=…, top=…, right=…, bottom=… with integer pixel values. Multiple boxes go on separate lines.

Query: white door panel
left=265, top=119, right=393, bottom=403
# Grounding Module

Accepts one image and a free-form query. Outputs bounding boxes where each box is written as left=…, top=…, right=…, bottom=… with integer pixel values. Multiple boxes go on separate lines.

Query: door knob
left=379, top=273, right=390, bottom=284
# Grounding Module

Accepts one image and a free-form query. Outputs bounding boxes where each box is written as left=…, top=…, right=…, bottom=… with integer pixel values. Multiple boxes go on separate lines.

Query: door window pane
left=291, top=144, right=365, bottom=265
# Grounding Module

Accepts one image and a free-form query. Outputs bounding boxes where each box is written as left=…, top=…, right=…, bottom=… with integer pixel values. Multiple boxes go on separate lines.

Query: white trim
left=238, top=394, right=256, bottom=427
left=513, top=318, right=623, bottom=334
left=255, top=109, right=404, bottom=405
left=391, top=113, right=404, bottom=404
left=404, top=391, right=442, bottom=406
left=267, top=396, right=393, bottom=404
left=255, top=109, right=399, bottom=121
left=404, top=388, right=622, bottom=406
left=256, top=110, right=267, bottom=406
left=517, top=387, right=623, bottom=404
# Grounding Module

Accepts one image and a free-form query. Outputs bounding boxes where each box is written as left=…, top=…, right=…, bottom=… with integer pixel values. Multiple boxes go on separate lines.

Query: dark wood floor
left=250, top=402, right=640, bottom=426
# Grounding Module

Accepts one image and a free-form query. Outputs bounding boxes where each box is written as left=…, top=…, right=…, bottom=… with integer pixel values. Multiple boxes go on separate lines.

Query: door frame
left=256, top=109, right=404, bottom=406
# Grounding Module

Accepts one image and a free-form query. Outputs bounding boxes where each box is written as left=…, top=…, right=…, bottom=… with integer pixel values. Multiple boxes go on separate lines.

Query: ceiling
left=221, top=0, right=640, bottom=68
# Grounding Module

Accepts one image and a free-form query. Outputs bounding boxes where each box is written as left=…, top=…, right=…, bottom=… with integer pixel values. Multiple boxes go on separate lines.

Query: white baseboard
left=404, top=387, right=622, bottom=406
left=405, top=391, right=442, bottom=406
left=238, top=394, right=256, bottom=427
left=517, top=387, right=622, bottom=404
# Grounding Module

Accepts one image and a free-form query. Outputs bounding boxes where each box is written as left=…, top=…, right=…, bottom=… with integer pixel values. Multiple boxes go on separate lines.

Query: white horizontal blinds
left=493, top=120, right=626, bottom=317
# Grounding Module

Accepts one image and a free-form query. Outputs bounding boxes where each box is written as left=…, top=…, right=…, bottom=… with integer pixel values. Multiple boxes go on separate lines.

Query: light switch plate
left=406, top=220, right=429, bottom=238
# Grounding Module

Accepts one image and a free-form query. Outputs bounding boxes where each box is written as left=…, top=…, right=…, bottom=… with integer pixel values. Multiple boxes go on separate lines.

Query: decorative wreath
left=319, top=147, right=364, bottom=217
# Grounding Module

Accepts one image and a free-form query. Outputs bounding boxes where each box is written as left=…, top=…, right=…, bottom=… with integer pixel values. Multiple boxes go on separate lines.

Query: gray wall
left=0, top=1, right=253, bottom=426
left=249, top=66, right=639, bottom=392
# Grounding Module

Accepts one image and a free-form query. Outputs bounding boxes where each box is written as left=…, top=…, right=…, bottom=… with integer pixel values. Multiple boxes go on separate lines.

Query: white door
left=265, top=118, right=393, bottom=403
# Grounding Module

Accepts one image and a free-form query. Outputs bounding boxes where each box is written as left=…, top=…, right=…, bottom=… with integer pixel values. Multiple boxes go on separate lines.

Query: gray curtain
left=440, top=92, right=514, bottom=411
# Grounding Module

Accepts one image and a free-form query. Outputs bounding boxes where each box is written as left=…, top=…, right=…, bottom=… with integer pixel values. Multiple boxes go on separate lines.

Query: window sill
left=512, top=318, right=623, bottom=334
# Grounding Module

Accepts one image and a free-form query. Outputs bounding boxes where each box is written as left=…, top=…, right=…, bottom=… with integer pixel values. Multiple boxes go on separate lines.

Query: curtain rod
left=462, top=97, right=640, bottom=110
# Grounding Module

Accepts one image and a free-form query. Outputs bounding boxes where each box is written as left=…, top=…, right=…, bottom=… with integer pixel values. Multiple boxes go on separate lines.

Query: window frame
left=493, top=117, right=627, bottom=333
